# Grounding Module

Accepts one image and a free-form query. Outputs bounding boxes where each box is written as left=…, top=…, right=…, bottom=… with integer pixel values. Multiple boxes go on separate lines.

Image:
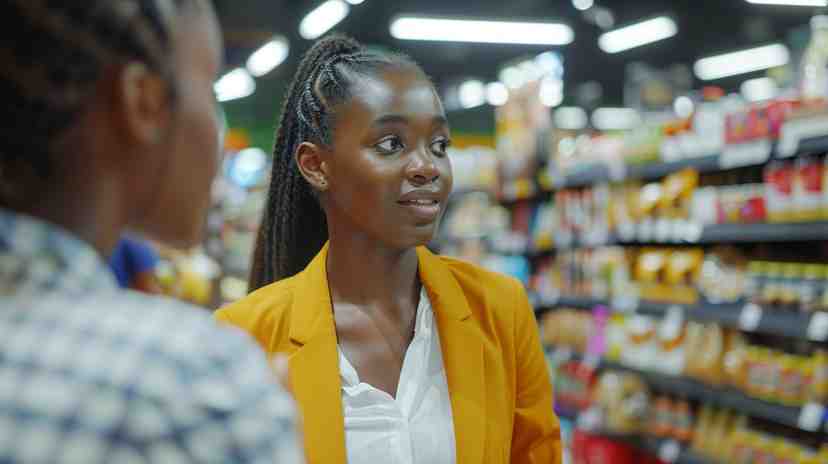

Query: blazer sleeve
left=509, top=279, right=562, bottom=464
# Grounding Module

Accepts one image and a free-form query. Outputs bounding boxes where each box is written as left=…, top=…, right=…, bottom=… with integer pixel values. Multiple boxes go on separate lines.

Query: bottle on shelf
left=801, top=15, right=828, bottom=101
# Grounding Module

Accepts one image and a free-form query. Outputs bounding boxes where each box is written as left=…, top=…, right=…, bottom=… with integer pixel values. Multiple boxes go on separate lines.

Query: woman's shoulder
left=214, top=276, right=299, bottom=335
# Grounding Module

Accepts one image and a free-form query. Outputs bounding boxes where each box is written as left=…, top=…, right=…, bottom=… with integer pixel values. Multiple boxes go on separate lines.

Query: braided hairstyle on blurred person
left=0, top=0, right=196, bottom=182
left=249, top=35, right=427, bottom=290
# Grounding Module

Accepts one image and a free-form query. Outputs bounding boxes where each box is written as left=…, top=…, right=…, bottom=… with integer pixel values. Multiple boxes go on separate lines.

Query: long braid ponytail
left=248, top=35, right=424, bottom=291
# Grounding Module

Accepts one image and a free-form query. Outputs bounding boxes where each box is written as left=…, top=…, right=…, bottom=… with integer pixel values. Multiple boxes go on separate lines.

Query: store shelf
left=537, top=296, right=828, bottom=343
left=626, top=155, right=723, bottom=182
left=550, top=153, right=754, bottom=191
left=551, top=222, right=828, bottom=249
left=550, top=346, right=826, bottom=433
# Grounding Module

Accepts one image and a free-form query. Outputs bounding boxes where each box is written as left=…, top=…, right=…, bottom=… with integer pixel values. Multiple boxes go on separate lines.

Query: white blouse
left=337, top=288, right=457, bottom=464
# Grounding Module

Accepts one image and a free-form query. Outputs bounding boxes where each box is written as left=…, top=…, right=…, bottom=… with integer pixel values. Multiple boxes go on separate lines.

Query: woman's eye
left=431, top=138, right=451, bottom=156
left=375, top=136, right=405, bottom=155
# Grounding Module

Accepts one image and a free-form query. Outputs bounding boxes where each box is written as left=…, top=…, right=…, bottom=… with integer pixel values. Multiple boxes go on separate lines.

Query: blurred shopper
left=217, top=35, right=561, bottom=464
left=110, top=235, right=162, bottom=293
left=0, top=1, right=300, bottom=462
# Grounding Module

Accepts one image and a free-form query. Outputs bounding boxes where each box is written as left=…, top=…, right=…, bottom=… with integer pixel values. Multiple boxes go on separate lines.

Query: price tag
left=682, top=221, right=704, bottom=243
left=654, top=219, right=672, bottom=243
left=613, top=294, right=640, bottom=313
left=608, top=160, right=627, bottom=182
left=553, top=347, right=574, bottom=364
left=659, top=306, right=686, bottom=341
left=618, top=223, right=636, bottom=242
left=582, top=353, right=601, bottom=370
left=739, top=303, right=763, bottom=332
left=720, top=139, right=772, bottom=169
left=807, top=312, right=828, bottom=342
left=658, top=440, right=681, bottom=464
left=778, top=116, right=828, bottom=158
left=798, top=402, right=825, bottom=432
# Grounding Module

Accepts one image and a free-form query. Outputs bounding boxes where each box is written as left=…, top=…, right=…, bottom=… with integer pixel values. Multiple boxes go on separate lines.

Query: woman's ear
left=295, top=141, right=330, bottom=191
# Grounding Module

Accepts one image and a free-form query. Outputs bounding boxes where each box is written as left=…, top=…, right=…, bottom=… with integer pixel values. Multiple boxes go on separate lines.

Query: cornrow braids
left=249, top=34, right=426, bottom=290
left=0, top=0, right=196, bottom=176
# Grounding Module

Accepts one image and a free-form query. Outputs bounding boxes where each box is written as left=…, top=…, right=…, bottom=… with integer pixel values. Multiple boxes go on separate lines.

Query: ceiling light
left=741, top=77, right=779, bottom=102
left=390, top=16, right=574, bottom=45
left=215, top=68, right=256, bottom=102
left=300, top=0, right=350, bottom=40
left=539, top=77, right=564, bottom=107
left=458, top=80, right=486, bottom=109
left=746, top=0, right=827, bottom=6
left=598, top=16, right=678, bottom=53
left=246, top=37, right=289, bottom=77
left=344, top=0, right=365, bottom=4
left=535, top=51, right=564, bottom=76
left=673, top=96, right=695, bottom=118
left=486, top=82, right=509, bottom=106
left=694, top=43, right=789, bottom=80
left=554, top=107, right=588, bottom=130
left=573, top=0, right=594, bottom=10
left=592, top=107, right=641, bottom=131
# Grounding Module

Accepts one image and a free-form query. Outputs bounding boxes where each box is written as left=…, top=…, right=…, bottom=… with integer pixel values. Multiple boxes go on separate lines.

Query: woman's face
left=323, top=67, right=453, bottom=249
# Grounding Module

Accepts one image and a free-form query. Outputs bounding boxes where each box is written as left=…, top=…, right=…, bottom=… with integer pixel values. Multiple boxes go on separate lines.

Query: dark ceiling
left=213, top=0, right=820, bottom=133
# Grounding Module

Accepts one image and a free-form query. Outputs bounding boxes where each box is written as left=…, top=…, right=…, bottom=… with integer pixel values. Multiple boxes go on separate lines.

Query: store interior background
left=155, top=1, right=828, bottom=463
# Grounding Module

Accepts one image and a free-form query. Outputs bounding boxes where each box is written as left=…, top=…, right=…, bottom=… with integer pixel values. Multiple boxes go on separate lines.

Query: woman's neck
left=326, top=229, right=421, bottom=317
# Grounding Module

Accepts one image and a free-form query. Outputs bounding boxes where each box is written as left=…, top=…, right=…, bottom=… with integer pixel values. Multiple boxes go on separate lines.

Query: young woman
left=0, top=1, right=299, bottom=461
left=217, top=35, right=561, bottom=463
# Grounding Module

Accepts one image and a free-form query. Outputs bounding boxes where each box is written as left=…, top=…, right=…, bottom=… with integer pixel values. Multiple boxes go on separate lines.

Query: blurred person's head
left=250, top=35, right=452, bottom=290
left=0, top=0, right=223, bottom=252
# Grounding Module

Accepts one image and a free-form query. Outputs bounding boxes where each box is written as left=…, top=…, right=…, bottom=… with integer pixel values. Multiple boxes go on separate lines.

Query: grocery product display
left=422, top=10, right=828, bottom=462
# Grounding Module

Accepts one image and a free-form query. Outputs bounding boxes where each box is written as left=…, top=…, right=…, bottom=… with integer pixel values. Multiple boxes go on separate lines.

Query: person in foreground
left=216, top=35, right=561, bottom=463
left=0, top=1, right=300, bottom=462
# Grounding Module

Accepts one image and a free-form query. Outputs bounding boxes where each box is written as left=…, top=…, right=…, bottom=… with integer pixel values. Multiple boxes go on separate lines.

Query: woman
left=217, top=35, right=560, bottom=463
left=0, top=1, right=299, bottom=461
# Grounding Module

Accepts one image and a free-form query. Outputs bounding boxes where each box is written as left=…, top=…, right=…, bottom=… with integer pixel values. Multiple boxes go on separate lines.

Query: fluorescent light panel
left=486, top=82, right=509, bottom=106
left=390, top=16, right=574, bottom=45
left=215, top=68, right=256, bottom=102
left=300, top=0, right=349, bottom=40
left=694, top=43, right=789, bottom=80
left=246, top=37, right=289, bottom=77
left=592, top=107, right=640, bottom=131
left=741, top=77, right=779, bottom=102
left=554, top=107, right=588, bottom=130
left=746, top=0, right=827, bottom=6
left=458, top=80, right=486, bottom=109
left=598, top=16, right=677, bottom=53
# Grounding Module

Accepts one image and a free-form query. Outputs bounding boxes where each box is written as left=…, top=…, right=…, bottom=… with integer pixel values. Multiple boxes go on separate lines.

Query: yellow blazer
left=216, top=244, right=561, bottom=464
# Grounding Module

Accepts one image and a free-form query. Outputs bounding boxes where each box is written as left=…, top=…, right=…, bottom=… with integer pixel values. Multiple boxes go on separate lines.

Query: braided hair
left=0, top=0, right=197, bottom=177
left=249, top=34, right=426, bottom=290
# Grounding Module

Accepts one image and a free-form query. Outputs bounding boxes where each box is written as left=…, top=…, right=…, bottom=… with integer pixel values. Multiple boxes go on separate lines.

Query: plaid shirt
left=0, top=209, right=302, bottom=463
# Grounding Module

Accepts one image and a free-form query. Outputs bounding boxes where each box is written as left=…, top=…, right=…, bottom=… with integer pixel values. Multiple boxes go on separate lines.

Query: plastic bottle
left=801, top=15, right=828, bottom=101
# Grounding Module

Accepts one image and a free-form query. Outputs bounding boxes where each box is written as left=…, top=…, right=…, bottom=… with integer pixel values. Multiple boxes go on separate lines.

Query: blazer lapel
left=287, top=243, right=347, bottom=464
left=417, top=247, right=486, bottom=464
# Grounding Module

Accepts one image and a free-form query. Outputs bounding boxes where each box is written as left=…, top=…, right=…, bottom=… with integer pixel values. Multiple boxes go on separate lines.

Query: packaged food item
left=673, top=399, right=694, bottom=443
left=761, top=262, right=785, bottom=306
left=698, top=247, right=748, bottom=304
left=778, top=354, right=806, bottom=406
left=593, top=371, right=650, bottom=434
left=780, top=263, right=803, bottom=311
left=723, top=331, right=750, bottom=389
left=793, top=155, right=824, bottom=221
left=810, top=349, right=828, bottom=403
left=764, top=160, right=796, bottom=223
left=746, top=261, right=768, bottom=304
left=801, top=15, right=828, bottom=101
left=650, top=396, right=673, bottom=438
left=660, top=168, right=699, bottom=220
left=799, top=264, right=823, bottom=313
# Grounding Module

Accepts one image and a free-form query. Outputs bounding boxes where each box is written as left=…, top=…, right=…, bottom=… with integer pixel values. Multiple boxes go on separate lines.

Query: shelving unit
left=536, top=296, right=828, bottom=343
left=548, top=346, right=828, bottom=434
